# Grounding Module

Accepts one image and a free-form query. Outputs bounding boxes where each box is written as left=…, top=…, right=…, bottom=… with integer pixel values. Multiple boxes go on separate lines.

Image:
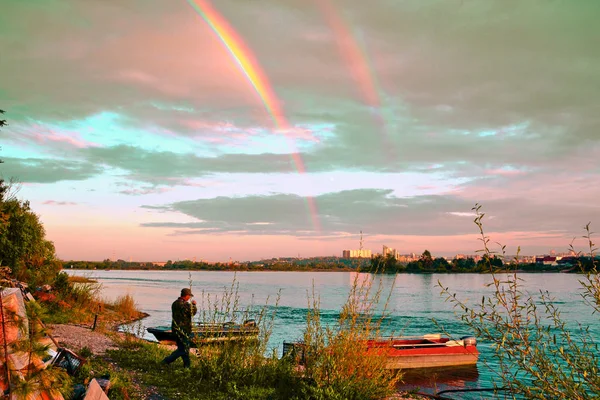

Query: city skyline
left=1, top=1, right=599, bottom=261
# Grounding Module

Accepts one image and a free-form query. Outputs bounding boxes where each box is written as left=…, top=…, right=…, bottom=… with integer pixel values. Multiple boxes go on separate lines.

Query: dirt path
left=49, top=324, right=120, bottom=355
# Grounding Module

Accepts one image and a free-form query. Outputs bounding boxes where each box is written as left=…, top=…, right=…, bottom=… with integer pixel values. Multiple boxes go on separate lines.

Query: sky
left=1, top=0, right=599, bottom=262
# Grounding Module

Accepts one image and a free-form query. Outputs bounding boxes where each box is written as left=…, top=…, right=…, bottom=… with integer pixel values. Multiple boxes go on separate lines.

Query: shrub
left=301, top=273, right=400, bottom=400
left=438, top=204, right=600, bottom=399
left=110, top=293, right=139, bottom=321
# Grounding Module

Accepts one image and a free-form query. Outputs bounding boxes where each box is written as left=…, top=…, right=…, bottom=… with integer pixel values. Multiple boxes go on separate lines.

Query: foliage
left=108, top=293, right=139, bottom=321
left=63, top=257, right=359, bottom=272
left=301, top=273, right=400, bottom=400
left=363, top=253, right=402, bottom=273
left=111, top=275, right=304, bottom=399
left=0, top=110, right=61, bottom=287
left=107, top=339, right=301, bottom=400
left=1, top=290, right=72, bottom=399
left=109, top=274, right=403, bottom=399
left=0, top=187, right=61, bottom=288
left=438, top=204, right=600, bottom=399
left=73, top=352, right=138, bottom=400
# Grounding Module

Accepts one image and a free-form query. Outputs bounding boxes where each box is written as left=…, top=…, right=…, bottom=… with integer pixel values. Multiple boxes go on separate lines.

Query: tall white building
left=382, top=245, right=399, bottom=259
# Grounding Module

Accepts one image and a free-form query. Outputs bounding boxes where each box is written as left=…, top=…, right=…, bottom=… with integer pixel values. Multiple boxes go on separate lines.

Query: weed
left=438, top=204, right=600, bottom=399
left=302, top=273, right=401, bottom=400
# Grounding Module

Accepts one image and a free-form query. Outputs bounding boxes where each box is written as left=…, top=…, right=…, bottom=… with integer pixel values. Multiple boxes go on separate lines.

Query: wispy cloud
left=42, top=200, right=78, bottom=206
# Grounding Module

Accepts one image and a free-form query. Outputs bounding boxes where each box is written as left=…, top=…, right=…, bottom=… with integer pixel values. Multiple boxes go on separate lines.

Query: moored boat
left=368, top=334, right=478, bottom=369
left=147, top=319, right=259, bottom=346
left=283, top=333, right=478, bottom=370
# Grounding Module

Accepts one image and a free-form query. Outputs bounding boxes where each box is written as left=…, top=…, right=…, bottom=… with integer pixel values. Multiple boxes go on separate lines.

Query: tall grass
left=438, top=204, right=600, bottom=399
left=301, top=272, right=400, bottom=399
left=193, top=273, right=280, bottom=375
left=109, top=293, right=139, bottom=321
left=107, top=272, right=403, bottom=399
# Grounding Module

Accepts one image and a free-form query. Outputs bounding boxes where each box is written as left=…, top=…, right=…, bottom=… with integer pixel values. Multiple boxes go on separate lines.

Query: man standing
left=161, top=288, right=197, bottom=368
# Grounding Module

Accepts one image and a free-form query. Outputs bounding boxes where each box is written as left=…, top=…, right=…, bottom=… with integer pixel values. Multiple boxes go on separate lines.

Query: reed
left=301, top=272, right=400, bottom=399
left=105, top=272, right=405, bottom=399
left=109, top=293, right=139, bottom=321
left=438, top=204, right=600, bottom=399
left=66, top=275, right=97, bottom=284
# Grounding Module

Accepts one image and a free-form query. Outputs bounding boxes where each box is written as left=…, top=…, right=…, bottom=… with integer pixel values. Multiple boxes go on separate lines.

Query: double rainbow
left=316, top=1, right=395, bottom=160
left=186, top=0, right=321, bottom=232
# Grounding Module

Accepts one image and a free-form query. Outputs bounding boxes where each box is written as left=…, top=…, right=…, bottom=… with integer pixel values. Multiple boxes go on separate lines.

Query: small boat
left=368, top=334, right=478, bottom=369
left=147, top=319, right=259, bottom=346
left=283, top=334, right=478, bottom=370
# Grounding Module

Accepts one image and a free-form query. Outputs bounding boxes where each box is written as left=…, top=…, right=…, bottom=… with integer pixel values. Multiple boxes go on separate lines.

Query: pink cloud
left=485, top=168, right=525, bottom=176
left=27, top=124, right=98, bottom=149
left=415, top=185, right=436, bottom=190
left=42, top=200, right=78, bottom=206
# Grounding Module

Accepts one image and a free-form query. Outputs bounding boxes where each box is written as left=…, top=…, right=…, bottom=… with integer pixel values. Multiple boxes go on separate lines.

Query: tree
left=420, top=250, right=433, bottom=271
left=432, top=257, right=450, bottom=272
left=367, top=253, right=399, bottom=274
left=0, top=109, right=61, bottom=286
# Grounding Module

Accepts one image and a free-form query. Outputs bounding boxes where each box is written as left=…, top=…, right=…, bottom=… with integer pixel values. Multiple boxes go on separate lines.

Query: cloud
left=42, top=200, right=78, bottom=206
left=141, top=189, right=599, bottom=239
left=0, top=157, right=102, bottom=183
left=118, top=186, right=172, bottom=196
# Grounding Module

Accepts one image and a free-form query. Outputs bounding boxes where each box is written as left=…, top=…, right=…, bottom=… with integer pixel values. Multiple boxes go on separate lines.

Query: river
left=65, top=269, right=597, bottom=398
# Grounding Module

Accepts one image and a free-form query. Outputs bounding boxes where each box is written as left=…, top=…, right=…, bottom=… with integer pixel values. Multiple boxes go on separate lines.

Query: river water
left=65, top=270, right=597, bottom=398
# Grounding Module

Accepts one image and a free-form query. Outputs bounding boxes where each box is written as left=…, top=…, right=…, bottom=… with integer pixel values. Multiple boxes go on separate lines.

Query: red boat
left=283, top=334, right=478, bottom=370
left=367, top=334, right=478, bottom=369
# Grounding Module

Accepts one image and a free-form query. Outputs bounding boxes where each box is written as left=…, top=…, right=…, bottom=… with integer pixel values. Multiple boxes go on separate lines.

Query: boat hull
left=383, top=350, right=478, bottom=369
left=147, top=322, right=259, bottom=346
left=368, top=335, right=479, bottom=370
left=283, top=334, right=478, bottom=370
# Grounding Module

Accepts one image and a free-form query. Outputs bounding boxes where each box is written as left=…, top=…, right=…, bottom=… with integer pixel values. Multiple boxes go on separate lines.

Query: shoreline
left=65, top=268, right=578, bottom=274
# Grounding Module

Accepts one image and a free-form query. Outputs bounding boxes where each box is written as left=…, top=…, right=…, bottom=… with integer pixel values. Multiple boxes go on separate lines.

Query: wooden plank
left=83, top=379, right=109, bottom=400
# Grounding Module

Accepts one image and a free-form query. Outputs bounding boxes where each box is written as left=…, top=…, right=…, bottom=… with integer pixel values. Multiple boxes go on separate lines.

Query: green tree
left=0, top=195, right=61, bottom=286
left=367, top=253, right=398, bottom=274
left=0, top=110, right=61, bottom=286
left=420, top=250, right=433, bottom=271
left=432, top=257, right=450, bottom=272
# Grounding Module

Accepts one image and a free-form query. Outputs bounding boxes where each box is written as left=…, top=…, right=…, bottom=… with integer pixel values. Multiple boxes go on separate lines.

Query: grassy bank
left=31, top=272, right=405, bottom=400
left=35, top=272, right=147, bottom=327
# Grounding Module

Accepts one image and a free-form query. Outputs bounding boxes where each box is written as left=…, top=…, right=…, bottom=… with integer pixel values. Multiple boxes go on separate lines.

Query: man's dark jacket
left=171, top=297, right=198, bottom=336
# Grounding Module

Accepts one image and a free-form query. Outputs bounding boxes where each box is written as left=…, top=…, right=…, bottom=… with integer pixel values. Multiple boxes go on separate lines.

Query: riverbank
left=48, top=321, right=424, bottom=400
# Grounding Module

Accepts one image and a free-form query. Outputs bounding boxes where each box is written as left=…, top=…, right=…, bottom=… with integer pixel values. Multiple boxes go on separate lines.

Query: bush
left=439, top=204, right=600, bottom=399
left=109, top=293, right=139, bottom=321
left=301, top=274, right=400, bottom=400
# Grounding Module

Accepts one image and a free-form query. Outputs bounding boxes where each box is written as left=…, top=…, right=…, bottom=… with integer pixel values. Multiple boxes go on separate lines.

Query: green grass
left=106, top=340, right=304, bottom=400
left=73, top=352, right=139, bottom=400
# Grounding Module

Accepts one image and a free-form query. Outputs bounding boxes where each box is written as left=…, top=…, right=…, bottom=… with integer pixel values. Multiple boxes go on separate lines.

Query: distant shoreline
left=64, top=267, right=577, bottom=274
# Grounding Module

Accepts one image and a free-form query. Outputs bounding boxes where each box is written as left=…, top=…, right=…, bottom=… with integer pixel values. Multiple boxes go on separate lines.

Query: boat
left=147, top=319, right=259, bottom=346
left=283, top=334, right=478, bottom=370
left=368, top=334, right=478, bottom=369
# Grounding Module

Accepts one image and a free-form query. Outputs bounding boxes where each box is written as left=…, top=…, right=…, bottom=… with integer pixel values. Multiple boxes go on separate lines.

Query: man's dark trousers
left=162, top=335, right=191, bottom=368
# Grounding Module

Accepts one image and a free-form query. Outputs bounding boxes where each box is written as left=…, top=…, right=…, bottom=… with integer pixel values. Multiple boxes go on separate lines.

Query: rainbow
left=316, top=1, right=395, bottom=160
left=186, top=0, right=321, bottom=232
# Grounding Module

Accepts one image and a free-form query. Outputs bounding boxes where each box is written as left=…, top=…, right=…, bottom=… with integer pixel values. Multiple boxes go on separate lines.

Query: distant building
left=342, top=249, right=372, bottom=258
left=535, top=256, right=557, bottom=266
left=382, top=245, right=399, bottom=259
